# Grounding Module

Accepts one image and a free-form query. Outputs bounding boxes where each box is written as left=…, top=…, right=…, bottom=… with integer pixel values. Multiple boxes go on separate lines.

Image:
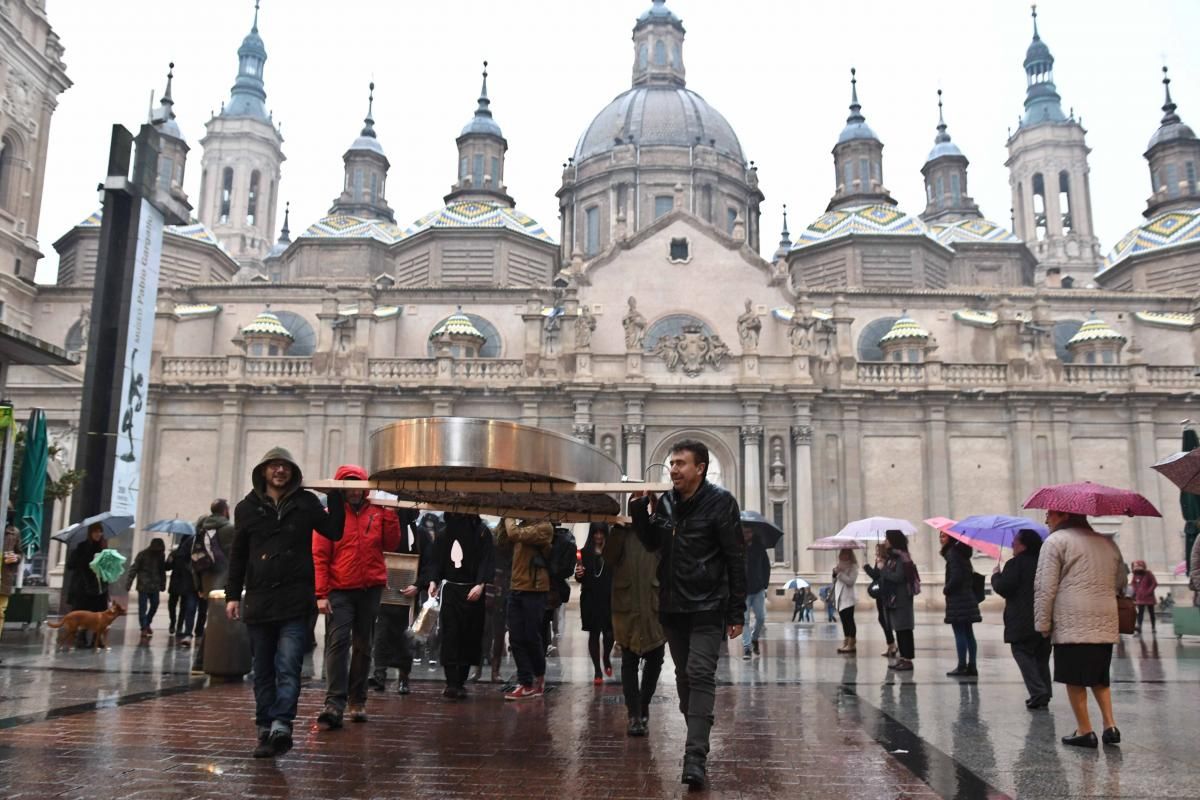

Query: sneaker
left=604, top=665, right=613, bottom=677
left=533, top=676, right=546, bottom=696
left=742, top=646, right=752, bottom=661
left=397, top=677, right=410, bottom=695
left=348, top=705, right=369, bottom=723
left=593, top=675, right=603, bottom=686
left=317, top=705, right=342, bottom=731
left=505, top=684, right=540, bottom=701
left=891, top=658, right=914, bottom=671
left=752, top=640, right=760, bottom=656
left=269, top=728, right=293, bottom=756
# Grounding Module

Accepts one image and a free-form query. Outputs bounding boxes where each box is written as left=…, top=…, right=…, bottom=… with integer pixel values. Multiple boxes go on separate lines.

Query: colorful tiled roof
left=879, top=315, right=930, bottom=345
left=1067, top=313, right=1125, bottom=346
left=1103, top=207, right=1200, bottom=270
left=1133, top=310, right=1194, bottom=329
left=927, top=218, right=1021, bottom=246
left=174, top=303, right=221, bottom=318
left=300, top=215, right=406, bottom=244
left=770, top=307, right=833, bottom=322
left=299, top=202, right=555, bottom=245
left=337, top=304, right=401, bottom=319
left=79, top=210, right=224, bottom=248
left=241, top=310, right=294, bottom=340
left=792, top=204, right=943, bottom=251
left=429, top=309, right=486, bottom=342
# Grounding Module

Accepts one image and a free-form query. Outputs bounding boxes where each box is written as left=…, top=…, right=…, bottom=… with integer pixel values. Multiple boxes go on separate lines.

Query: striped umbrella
left=924, top=516, right=1001, bottom=559
left=1023, top=481, right=1161, bottom=518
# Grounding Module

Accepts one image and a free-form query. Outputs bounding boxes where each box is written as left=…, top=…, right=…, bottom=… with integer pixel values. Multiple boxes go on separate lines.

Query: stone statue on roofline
left=575, top=305, right=596, bottom=350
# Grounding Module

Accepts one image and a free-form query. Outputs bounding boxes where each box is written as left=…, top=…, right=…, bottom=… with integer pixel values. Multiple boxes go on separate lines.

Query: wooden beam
left=370, top=496, right=631, bottom=525
left=304, top=478, right=671, bottom=494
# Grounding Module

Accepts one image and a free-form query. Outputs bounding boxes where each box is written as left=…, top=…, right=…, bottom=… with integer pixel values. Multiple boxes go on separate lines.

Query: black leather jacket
left=631, top=480, right=746, bottom=626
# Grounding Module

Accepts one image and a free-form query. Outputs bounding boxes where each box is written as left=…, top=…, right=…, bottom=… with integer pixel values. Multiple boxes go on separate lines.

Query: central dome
left=573, top=85, right=745, bottom=164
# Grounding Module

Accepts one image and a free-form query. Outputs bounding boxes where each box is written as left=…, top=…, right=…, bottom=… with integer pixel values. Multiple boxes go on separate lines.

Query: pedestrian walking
left=312, top=465, right=402, bottom=730
left=631, top=439, right=746, bottom=790
left=1034, top=509, right=1126, bottom=748
left=791, top=587, right=804, bottom=621
left=941, top=533, right=982, bottom=677
left=167, top=533, right=198, bottom=648
left=225, top=447, right=345, bottom=759
left=1130, top=560, right=1158, bottom=635
left=368, top=509, right=426, bottom=695
left=497, top=517, right=554, bottom=700
left=604, top=522, right=666, bottom=738
left=190, top=500, right=236, bottom=671
left=878, top=530, right=917, bottom=671
left=576, top=523, right=615, bottom=683
left=991, top=529, right=1051, bottom=709
left=67, top=523, right=109, bottom=613
left=420, top=513, right=494, bottom=700
left=742, top=526, right=770, bottom=660
left=801, top=586, right=817, bottom=622
left=125, top=538, right=167, bottom=641
left=1, top=524, right=22, bottom=657
left=863, top=542, right=897, bottom=658
left=833, top=548, right=859, bottom=654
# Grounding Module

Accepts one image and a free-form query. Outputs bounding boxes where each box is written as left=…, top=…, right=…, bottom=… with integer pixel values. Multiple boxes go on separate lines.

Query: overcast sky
left=34, top=0, right=1200, bottom=283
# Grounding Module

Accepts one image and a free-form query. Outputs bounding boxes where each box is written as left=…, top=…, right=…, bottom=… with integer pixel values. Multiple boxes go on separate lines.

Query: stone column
left=215, top=395, right=245, bottom=503
left=791, top=422, right=815, bottom=573
left=1130, top=402, right=1160, bottom=555
left=1010, top=403, right=1036, bottom=505
left=1051, top=404, right=1073, bottom=483
left=842, top=404, right=864, bottom=521
left=572, top=395, right=594, bottom=443
left=622, top=424, right=646, bottom=479
left=740, top=425, right=763, bottom=513
left=521, top=294, right=544, bottom=377
left=923, top=404, right=951, bottom=584
left=304, top=399, right=327, bottom=476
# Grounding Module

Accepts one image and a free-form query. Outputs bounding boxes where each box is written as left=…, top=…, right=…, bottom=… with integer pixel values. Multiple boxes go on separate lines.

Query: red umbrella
left=1152, top=449, right=1200, bottom=495
left=924, top=517, right=1002, bottom=559
left=1022, top=481, right=1161, bottom=518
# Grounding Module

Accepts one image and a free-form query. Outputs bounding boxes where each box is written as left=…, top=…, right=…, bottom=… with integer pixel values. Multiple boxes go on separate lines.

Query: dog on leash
left=47, top=602, right=126, bottom=650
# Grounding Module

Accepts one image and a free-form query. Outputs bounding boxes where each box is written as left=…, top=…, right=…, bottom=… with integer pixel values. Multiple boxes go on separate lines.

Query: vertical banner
left=109, top=198, right=164, bottom=519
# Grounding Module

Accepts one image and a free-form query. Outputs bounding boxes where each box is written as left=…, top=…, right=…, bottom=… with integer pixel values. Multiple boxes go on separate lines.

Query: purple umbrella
left=949, top=515, right=1049, bottom=550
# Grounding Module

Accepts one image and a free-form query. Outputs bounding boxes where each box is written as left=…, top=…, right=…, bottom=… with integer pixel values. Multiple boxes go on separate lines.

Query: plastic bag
left=410, top=594, right=440, bottom=639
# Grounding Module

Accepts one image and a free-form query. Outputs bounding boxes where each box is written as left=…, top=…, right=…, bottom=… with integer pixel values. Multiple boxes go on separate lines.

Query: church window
left=858, top=158, right=869, bottom=190
left=1166, top=163, right=1179, bottom=198
left=654, top=195, right=673, bottom=219
left=459, top=156, right=468, bottom=180
left=353, top=168, right=363, bottom=201
left=1187, top=162, right=1197, bottom=194
left=219, top=167, right=233, bottom=223
left=638, top=44, right=648, bottom=69
left=585, top=206, right=600, bottom=256
left=490, top=156, right=499, bottom=187
left=1058, top=171, right=1072, bottom=234
left=1031, top=173, right=1046, bottom=241
left=926, top=183, right=933, bottom=204
left=247, top=170, right=260, bottom=226
left=473, top=154, right=484, bottom=184
left=702, top=185, right=713, bottom=222
left=1101, top=349, right=1115, bottom=365
left=673, top=44, right=682, bottom=68
left=654, top=40, right=667, bottom=66
left=934, top=176, right=944, bottom=209
left=726, top=207, right=738, bottom=234
left=872, top=160, right=881, bottom=184
left=669, top=237, right=689, bottom=262
left=951, top=174, right=961, bottom=206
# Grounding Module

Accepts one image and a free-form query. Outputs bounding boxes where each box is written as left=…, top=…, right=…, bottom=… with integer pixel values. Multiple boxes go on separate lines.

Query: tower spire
left=279, top=201, right=290, bottom=242
left=1031, top=3, right=1039, bottom=39
left=252, top=0, right=260, bottom=33
left=774, top=203, right=792, bottom=258
left=1161, top=65, right=1181, bottom=125
left=847, top=67, right=864, bottom=124
left=935, top=88, right=949, bottom=143
left=476, top=61, right=492, bottom=120
left=361, top=81, right=377, bottom=138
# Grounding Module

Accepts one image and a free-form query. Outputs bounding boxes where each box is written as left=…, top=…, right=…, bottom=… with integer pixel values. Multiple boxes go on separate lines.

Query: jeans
left=664, top=609, right=725, bottom=763
left=1136, top=604, right=1156, bottom=630
left=621, top=644, right=665, bottom=720
left=247, top=616, right=309, bottom=732
left=1010, top=636, right=1052, bottom=702
left=137, top=591, right=160, bottom=632
left=177, top=592, right=197, bottom=638
left=742, top=590, right=766, bottom=649
left=324, top=586, right=383, bottom=712
left=951, top=621, right=977, bottom=667
left=826, top=601, right=837, bottom=622
left=839, top=607, right=857, bottom=638
left=507, top=591, right=547, bottom=687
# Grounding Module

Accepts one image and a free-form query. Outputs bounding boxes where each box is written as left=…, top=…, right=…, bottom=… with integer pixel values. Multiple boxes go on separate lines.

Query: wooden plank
left=304, top=478, right=671, bottom=494
left=370, top=496, right=632, bottom=525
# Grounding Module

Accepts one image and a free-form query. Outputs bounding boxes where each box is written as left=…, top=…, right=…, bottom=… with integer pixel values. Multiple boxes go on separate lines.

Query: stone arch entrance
left=645, top=428, right=738, bottom=496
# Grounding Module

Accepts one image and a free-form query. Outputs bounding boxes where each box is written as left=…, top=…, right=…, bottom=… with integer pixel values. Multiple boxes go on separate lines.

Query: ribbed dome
left=879, top=315, right=930, bottom=345
left=574, top=85, right=744, bottom=163
left=242, top=310, right=293, bottom=340
left=429, top=309, right=486, bottom=343
left=1067, top=313, right=1125, bottom=345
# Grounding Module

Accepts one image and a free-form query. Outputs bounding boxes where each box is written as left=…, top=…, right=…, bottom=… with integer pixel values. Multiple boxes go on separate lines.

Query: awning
left=0, top=322, right=77, bottom=366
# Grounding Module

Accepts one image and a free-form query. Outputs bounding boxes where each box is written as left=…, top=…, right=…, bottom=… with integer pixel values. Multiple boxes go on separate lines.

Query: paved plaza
left=1, top=607, right=1198, bottom=800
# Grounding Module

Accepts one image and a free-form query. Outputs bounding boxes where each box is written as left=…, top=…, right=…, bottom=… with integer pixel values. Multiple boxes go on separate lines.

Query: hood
left=199, top=514, right=230, bottom=531
left=334, top=464, right=368, bottom=481
left=252, top=446, right=303, bottom=500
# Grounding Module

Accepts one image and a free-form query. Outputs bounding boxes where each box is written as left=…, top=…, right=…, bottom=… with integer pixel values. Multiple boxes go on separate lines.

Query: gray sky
left=35, top=0, right=1200, bottom=283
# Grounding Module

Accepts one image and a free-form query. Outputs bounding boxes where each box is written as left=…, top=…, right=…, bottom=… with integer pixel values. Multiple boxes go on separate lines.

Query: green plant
left=7, top=429, right=85, bottom=505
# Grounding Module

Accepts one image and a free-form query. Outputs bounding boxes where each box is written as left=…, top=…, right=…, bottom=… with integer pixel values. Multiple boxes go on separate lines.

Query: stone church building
left=5, top=1, right=1200, bottom=594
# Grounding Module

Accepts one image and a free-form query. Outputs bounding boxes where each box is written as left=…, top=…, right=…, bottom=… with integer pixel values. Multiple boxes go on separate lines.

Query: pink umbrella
left=1175, top=560, right=1188, bottom=577
left=924, top=517, right=1001, bottom=559
left=1022, top=481, right=1162, bottom=518
left=807, top=536, right=866, bottom=551
left=1152, top=450, right=1200, bottom=494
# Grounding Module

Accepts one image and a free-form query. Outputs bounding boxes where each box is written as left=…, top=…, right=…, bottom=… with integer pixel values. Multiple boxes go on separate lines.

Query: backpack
left=546, top=528, right=577, bottom=582
left=190, top=528, right=225, bottom=574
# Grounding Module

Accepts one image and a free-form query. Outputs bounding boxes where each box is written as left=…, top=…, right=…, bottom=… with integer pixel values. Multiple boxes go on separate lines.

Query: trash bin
left=203, top=590, right=251, bottom=680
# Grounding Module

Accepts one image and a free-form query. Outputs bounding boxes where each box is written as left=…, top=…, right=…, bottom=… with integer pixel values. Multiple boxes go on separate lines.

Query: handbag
left=971, top=572, right=986, bottom=604
left=1116, top=595, right=1136, bottom=635
left=866, top=580, right=880, bottom=600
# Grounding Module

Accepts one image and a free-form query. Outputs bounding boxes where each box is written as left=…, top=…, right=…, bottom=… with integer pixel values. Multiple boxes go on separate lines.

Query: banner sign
left=109, top=198, right=164, bottom=518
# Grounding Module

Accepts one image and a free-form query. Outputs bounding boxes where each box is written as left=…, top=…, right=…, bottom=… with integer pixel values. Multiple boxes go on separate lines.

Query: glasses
left=266, top=463, right=292, bottom=472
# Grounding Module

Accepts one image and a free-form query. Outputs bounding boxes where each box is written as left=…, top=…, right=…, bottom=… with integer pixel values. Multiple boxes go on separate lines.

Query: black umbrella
left=740, top=510, right=783, bottom=549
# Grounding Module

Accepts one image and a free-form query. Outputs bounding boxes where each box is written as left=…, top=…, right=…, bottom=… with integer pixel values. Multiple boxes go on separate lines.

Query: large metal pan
left=369, top=417, right=625, bottom=516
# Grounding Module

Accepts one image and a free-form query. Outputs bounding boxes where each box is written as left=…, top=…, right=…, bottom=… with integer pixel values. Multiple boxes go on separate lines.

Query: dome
left=926, top=218, right=1021, bottom=246
left=1148, top=120, right=1197, bottom=150
left=879, top=315, right=930, bottom=345
left=1024, top=37, right=1052, bottom=69
left=1102, top=207, right=1200, bottom=270
left=429, top=309, right=486, bottom=343
left=925, top=140, right=963, bottom=161
left=573, top=85, right=744, bottom=163
left=241, top=310, right=293, bottom=340
left=637, top=0, right=682, bottom=27
left=349, top=135, right=385, bottom=156
left=792, top=204, right=941, bottom=251
left=462, top=113, right=502, bottom=138
left=1067, top=313, right=1125, bottom=346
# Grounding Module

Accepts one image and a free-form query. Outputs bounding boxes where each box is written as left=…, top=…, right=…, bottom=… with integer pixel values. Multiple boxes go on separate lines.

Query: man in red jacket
left=313, top=464, right=401, bottom=729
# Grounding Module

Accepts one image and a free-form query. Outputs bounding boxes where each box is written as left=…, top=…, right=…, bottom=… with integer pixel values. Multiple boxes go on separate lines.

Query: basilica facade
left=7, top=1, right=1200, bottom=595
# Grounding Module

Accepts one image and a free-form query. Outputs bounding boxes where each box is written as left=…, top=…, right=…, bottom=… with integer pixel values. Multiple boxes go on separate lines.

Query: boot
left=836, top=637, right=849, bottom=653
left=842, top=637, right=856, bottom=654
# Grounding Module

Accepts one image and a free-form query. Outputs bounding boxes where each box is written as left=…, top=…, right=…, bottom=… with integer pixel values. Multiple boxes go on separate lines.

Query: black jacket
left=226, top=448, right=344, bottom=624
left=167, top=536, right=195, bottom=595
left=745, top=540, right=772, bottom=595
left=419, top=514, right=495, bottom=588
left=67, top=537, right=109, bottom=611
left=631, top=480, right=746, bottom=627
left=991, top=549, right=1039, bottom=642
left=942, top=543, right=982, bottom=625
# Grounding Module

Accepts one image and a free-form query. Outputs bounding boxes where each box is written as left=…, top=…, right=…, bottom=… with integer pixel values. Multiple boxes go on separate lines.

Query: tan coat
left=496, top=518, right=553, bottom=593
left=1034, top=526, right=1125, bottom=645
left=604, top=525, right=665, bottom=655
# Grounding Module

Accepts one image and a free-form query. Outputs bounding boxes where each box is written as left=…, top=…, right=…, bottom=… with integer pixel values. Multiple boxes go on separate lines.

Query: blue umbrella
left=145, top=518, right=195, bottom=537
left=52, top=512, right=136, bottom=548
left=949, top=515, right=1049, bottom=550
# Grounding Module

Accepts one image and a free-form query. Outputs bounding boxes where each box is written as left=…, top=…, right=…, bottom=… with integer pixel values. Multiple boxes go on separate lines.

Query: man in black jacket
left=991, top=529, right=1050, bottom=709
left=225, top=447, right=344, bottom=758
left=631, top=439, right=746, bottom=791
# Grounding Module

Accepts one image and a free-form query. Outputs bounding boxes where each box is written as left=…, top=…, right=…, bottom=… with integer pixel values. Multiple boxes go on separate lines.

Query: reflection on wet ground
left=1, top=608, right=1197, bottom=798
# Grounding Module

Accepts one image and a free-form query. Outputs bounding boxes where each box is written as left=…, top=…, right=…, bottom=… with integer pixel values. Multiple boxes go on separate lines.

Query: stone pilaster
left=791, top=421, right=815, bottom=573
left=740, top=424, right=763, bottom=513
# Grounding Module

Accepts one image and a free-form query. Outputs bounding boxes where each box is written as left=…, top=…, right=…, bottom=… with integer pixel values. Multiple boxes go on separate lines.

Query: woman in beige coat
left=1034, top=509, right=1125, bottom=749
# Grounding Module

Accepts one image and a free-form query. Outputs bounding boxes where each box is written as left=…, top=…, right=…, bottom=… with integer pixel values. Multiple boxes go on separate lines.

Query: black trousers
left=876, top=597, right=894, bottom=645
left=621, top=644, right=665, bottom=720
left=372, top=601, right=414, bottom=678
left=895, top=628, right=915, bottom=660
left=1136, top=604, right=1156, bottom=630
left=324, top=586, right=383, bottom=712
left=663, top=610, right=725, bottom=763
left=839, top=607, right=857, bottom=638
left=1011, top=635, right=1052, bottom=702
left=507, top=591, right=547, bottom=687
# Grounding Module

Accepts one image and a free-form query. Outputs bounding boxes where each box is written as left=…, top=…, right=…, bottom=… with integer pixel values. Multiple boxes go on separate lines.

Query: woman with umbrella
left=833, top=548, right=859, bottom=654
left=878, top=530, right=917, bottom=671
left=1129, top=560, right=1158, bottom=635
left=1029, top=482, right=1156, bottom=748
left=991, top=529, right=1050, bottom=709
left=66, top=523, right=109, bottom=645
left=940, top=531, right=981, bottom=677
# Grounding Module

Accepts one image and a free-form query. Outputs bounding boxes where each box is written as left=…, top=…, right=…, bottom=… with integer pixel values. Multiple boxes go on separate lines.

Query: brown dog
left=47, top=602, right=126, bottom=650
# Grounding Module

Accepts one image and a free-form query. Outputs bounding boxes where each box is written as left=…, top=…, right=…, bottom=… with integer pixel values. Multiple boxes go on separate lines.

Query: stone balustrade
left=944, top=363, right=1008, bottom=386
left=1147, top=365, right=1199, bottom=387
left=1062, top=363, right=1130, bottom=386
left=368, top=359, right=439, bottom=380
left=160, top=356, right=230, bottom=378
left=456, top=358, right=525, bottom=381
left=244, top=357, right=313, bottom=379
left=856, top=362, right=926, bottom=385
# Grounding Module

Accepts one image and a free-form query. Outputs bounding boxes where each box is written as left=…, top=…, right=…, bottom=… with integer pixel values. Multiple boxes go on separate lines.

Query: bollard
left=202, top=590, right=251, bottom=680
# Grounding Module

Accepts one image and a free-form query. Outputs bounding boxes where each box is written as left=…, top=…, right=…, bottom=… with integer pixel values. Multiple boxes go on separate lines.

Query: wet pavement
left=2, top=606, right=1198, bottom=799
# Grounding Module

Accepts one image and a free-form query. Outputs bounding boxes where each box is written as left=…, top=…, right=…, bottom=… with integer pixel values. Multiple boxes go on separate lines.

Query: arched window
left=369, top=173, right=378, bottom=204
left=1187, top=162, right=1198, bottom=194
left=673, top=44, right=683, bottom=68
left=247, top=170, right=260, bottom=226
left=950, top=173, right=961, bottom=206
left=858, top=158, right=869, bottom=190
left=271, top=310, right=317, bottom=356
left=857, top=317, right=900, bottom=362
left=219, top=167, right=233, bottom=223
left=0, top=135, right=16, bottom=210
left=426, top=313, right=502, bottom=358
left=638, top=44, right=648, bottom=69
left=584, top=206, right=600, bottom=256
left=653, top=41, right=667, bottom=66
left=490, top=157, right=500, bottom=187
left=935, top=176, right=944, bottom=209
left=1052, top=320, right=1084, bottom=363
left=1058, top=171, right=1072, bottom=234
left=1031, top=173, right=1047, bottom=241
left=473, top=154, right=484, bottom=183
left=643, top=314, right=712, bottom=353
left=1166, top=164, right=1179, bottom=199
left=459, top=156, right=468, bottom=180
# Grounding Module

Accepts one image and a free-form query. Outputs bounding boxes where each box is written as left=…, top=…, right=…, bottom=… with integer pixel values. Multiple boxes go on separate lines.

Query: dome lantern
left=1066, top=310, right=1126, bottom=364
left=447, top=61, right=514, bottom=207
left=240, top=308, right=294, bottom=356
left=877, top=312, right=930, bottom=363
left=828, top=68, right=894, bottom=211
left=1143, top=65, right=1200, bottom=217
left=920, top=90, right=980, bottom=223
left=429, top=307, right=488, bottom=358
left=330, top=82, right=394, bottom=222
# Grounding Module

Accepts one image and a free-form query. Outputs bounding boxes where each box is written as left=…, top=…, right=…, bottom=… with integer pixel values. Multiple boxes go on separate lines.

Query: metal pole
left=0, top=419, right=15, bottom=588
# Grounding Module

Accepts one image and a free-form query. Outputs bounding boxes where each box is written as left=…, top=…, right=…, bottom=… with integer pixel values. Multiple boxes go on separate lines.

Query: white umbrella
left=783, top=577, right=810, bottom=590
left=832, top=516, right=916, bottom=542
